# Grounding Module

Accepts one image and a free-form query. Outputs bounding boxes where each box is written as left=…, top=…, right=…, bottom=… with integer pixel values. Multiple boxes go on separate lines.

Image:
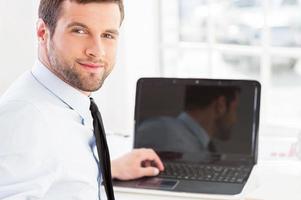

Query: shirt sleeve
left=0, top=101, right=60, bottom=200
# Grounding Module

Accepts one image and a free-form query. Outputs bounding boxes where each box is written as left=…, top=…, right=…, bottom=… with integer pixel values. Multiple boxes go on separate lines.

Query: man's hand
left=111, top=148, right=164, bottom=180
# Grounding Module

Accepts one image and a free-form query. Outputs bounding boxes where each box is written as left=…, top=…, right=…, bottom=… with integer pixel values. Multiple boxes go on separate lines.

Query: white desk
left=107, top=135, right=301, bottom=200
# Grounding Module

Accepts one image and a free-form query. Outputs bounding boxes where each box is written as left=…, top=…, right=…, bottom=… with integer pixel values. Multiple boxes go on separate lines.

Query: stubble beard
left=47, top=41, right=106, bottom=92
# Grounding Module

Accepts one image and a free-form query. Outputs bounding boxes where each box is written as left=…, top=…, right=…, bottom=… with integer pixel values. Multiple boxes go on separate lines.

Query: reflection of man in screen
left=136, top=85, right=240, bottom=153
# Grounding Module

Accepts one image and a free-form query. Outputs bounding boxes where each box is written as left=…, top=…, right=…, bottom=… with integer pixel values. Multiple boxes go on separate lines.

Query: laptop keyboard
left=159, top=162, right=251, bottom=183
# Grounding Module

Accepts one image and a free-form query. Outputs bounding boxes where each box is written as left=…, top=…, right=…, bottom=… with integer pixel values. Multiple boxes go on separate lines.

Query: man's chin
left=79, top=81, right=104, bottom=93
left=77, top=85, right=101, bottom=93
left=66, top=71, right=106, bottom=93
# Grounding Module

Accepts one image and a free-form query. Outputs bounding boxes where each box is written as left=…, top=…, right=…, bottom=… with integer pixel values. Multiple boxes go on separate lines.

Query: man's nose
left=85, top=37, right=105, bottom=59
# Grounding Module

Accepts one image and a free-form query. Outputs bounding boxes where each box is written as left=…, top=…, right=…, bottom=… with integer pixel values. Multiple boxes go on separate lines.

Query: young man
left=0, top=0, right=163, bottom=199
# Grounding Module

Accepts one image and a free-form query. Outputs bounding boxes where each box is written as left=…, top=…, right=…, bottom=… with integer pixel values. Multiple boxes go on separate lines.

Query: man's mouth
left=76, top=61, right=106, bottom=73
left=77, top=61, right=102, bottom=68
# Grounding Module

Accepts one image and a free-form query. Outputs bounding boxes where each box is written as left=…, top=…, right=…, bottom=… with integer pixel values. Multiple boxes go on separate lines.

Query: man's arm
left=111, top=148, right=164, bottom=180
left=0, top=101, right=57, bottom=199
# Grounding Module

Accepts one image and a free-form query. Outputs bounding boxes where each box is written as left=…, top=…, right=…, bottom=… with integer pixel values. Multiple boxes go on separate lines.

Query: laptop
left=114, top=78, right=260, bottom=195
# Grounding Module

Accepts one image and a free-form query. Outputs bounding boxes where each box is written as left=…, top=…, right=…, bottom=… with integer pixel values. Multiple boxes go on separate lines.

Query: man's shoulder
left=2, top=71, right=40, bottom=99
left=0, top=98, right=45, bottom=124
left=0, top=95, right=62, bottom=126
left=0, top=71, right=59, bottom=110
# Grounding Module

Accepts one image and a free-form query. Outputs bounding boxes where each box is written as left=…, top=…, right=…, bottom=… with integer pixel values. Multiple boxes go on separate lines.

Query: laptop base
left=114, top=177, right=245, bottom=195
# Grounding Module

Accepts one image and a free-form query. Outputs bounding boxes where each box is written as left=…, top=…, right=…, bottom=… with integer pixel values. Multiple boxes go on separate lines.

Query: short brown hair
left=38, top=0, right=124, bottom=37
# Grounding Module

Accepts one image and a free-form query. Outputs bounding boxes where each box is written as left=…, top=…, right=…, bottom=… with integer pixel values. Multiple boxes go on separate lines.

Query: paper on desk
left=244, top=162, right=301, bottom=200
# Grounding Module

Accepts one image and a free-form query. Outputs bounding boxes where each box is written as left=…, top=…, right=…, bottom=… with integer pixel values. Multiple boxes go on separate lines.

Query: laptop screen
left=134, top=78, right=260, bottom=164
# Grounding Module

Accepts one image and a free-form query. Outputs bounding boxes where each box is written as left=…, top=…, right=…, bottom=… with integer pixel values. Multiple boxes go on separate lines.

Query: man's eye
left=102, top=33, right=114, bottom=39
left=72, top=29, right=86, bottom=34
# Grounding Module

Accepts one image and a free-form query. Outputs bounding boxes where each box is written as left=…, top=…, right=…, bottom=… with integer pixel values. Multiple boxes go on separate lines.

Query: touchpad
left=136, top=178, right=179, bottom=190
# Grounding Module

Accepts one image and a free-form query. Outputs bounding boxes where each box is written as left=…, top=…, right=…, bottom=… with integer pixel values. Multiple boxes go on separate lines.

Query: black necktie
left=90, top=97, right=115, bottom=200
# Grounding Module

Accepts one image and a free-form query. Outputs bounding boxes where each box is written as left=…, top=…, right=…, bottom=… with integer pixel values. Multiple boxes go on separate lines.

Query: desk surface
left=107, top=135, right=301, bottom=200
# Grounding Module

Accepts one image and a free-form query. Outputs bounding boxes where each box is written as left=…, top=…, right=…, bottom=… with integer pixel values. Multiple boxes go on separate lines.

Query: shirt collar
left=178, top=112, right=210, bottom=148
left=31, top=60, right=92, bottom=126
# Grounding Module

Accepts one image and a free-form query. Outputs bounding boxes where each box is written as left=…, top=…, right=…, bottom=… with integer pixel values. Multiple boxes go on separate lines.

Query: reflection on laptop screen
left=134, top=78, right=260, bottom=163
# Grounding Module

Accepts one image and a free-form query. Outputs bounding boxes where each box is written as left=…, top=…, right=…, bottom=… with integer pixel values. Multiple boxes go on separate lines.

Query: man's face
left=44, top=1, right=121, bottom=92
left=215, top=95, right=239, bottom=141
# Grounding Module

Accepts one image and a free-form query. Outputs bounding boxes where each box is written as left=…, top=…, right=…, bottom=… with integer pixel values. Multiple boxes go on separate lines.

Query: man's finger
left=140, top=149, right=165, bottom=171
left=139, top=167, right=160, bottom=177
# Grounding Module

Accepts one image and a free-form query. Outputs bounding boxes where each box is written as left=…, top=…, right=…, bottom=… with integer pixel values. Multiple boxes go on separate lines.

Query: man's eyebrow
left=105, top=29, right=119, bottom=36
left=66, top=22, right=119, bottom=35
left=67, top=22, right=89, bottom=29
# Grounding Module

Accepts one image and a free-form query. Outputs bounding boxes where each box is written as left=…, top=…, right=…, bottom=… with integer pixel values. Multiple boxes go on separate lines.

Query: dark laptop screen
left=134, top=78, right=260, bottom=163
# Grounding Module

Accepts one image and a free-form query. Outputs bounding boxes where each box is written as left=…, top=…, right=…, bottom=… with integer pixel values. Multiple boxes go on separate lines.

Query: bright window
left=160, top=0, right=301, bottom=160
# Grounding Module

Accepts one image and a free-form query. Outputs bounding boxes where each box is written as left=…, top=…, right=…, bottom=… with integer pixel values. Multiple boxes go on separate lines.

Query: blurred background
left=1, top=0, right=301, bottom=161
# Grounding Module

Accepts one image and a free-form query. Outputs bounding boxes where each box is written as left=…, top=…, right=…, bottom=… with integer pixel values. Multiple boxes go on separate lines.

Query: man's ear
left=36, top=18, right=49, bottom=44
left=215, top=96, right=227, bottom=116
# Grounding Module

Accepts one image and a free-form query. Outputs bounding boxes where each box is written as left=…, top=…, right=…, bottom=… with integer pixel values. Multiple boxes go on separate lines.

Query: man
left=136, top=85, right=240, bottom=153
left=0, top=0, right=163, bottom=199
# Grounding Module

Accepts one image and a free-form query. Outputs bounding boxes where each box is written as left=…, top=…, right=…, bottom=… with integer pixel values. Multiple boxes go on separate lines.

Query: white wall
left=0, top=0, right=160, bottom=135
left=0, top=0, right=39, bottom=94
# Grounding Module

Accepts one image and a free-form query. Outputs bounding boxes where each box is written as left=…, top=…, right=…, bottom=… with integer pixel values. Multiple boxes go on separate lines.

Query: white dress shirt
left=0, top=61, right=101, bottom=200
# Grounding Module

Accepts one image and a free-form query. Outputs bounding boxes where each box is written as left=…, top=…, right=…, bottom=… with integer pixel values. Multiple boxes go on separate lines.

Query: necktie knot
left=89, top=97, right=98, bottom=114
